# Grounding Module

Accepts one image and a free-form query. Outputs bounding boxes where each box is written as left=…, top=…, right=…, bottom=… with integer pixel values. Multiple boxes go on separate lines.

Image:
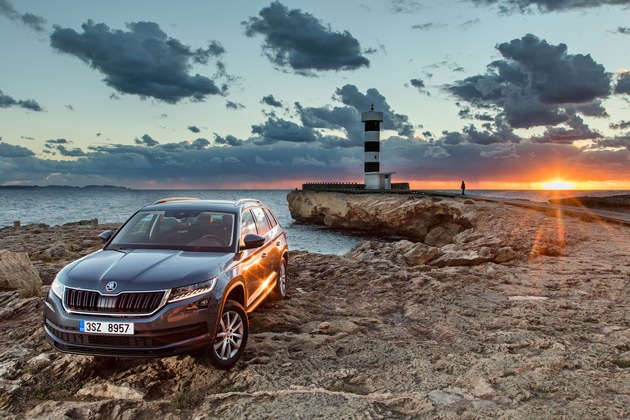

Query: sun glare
left=540, top=180, right=575, bottom=190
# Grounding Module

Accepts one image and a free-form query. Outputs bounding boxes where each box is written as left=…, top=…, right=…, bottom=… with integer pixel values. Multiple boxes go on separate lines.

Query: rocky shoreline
left=0, top=195, right=629, bottom=418
left=548, top=194, right=630, bottom=214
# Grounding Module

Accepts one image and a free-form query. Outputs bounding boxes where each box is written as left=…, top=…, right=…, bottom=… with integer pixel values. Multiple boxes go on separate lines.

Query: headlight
left=168, top=278, right=217, bottom=303
left=50, top=277, right=64, bottom=299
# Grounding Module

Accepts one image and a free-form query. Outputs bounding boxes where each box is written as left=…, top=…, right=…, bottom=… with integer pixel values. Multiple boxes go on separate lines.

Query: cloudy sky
left=1, top=0, right=629, bottom=190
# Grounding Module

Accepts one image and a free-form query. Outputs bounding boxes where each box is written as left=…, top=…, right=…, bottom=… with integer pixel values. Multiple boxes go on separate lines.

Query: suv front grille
left=64, top=288, right=165, bottom=314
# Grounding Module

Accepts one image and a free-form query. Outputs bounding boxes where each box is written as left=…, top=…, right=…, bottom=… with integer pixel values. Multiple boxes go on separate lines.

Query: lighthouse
left=361, top=105, right=395, bottom=190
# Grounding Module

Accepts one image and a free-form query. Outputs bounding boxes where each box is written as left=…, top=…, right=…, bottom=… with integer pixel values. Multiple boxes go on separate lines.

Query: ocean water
left=2, top=188, right=628, bottom=255
left=0, top=189, right=365, bottom=255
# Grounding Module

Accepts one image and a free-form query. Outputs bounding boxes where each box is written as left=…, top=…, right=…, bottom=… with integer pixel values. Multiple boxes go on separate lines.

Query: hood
left=61, top=249, right=231, bottom=294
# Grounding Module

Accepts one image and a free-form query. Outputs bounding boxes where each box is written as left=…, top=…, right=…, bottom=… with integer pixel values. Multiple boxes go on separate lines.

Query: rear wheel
left=209, top=300, right=248, bottom=369
left=271, top=258, right=287, bottom=300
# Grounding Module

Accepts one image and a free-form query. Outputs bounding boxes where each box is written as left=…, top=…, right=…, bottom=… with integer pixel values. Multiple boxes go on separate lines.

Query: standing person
left=461, top=181, right=466, bottom=195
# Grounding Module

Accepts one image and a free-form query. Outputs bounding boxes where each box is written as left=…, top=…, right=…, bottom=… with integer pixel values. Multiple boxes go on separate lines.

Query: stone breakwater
left=0, top=198, right=629, bottom=418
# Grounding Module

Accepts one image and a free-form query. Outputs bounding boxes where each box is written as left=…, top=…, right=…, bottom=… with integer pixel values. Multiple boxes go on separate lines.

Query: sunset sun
left=540, top=180, right=575, bottom=190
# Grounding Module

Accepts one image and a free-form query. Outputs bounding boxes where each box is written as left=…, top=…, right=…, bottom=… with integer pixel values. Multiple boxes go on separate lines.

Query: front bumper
left=43, top=290, right=219, bottom=358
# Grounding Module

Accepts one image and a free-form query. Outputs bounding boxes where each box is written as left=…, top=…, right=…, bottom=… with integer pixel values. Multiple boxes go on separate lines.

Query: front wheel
left=271, top=258, right=287, bottom=300
left=209, top=300, right=248, bottom=369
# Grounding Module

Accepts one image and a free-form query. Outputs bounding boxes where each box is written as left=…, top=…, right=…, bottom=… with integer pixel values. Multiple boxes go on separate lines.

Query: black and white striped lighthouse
left=361, top=105, right=394, bottom=189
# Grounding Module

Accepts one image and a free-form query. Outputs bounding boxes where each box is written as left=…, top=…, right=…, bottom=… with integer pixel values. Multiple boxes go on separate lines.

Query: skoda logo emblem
left=105, top=281, right=118, bottom=292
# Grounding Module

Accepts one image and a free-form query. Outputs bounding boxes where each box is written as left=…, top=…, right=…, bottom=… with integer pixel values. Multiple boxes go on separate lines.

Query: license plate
left=79, top=320, right=134, bottom=335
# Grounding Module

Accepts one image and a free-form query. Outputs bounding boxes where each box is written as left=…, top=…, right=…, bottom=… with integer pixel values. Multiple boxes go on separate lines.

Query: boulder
left=0, top=251, right=42, bottom=291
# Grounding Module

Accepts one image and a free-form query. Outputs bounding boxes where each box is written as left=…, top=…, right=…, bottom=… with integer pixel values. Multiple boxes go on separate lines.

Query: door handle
left=276, top=241, right=281, bottom=247
left=261, top=253, right=268, bottom=259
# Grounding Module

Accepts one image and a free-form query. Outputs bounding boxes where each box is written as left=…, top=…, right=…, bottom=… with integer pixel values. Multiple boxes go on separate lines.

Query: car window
left=240, top=210, right=257, bottom=240
left=263, top=208, right=277, bottom=228
left=117, top=212, right=158, bottom=243
left=251, top=207, right=271, bottom=235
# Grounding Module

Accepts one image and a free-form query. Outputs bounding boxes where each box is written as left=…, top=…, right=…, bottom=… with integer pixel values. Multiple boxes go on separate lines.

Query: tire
left=271, top=258, right=287, bottom=300
left=209, top=300, right=248, bottom=369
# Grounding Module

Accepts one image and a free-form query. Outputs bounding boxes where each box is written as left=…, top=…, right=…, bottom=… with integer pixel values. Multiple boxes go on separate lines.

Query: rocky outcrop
left=287, top=191, right=586, bottom=266
left=0, top=251, right=42, bottom=291
left=287, top=191, right=476, bottom=246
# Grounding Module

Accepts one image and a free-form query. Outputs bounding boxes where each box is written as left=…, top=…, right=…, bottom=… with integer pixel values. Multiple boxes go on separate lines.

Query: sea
left=1, top=188, right=628, bottom=255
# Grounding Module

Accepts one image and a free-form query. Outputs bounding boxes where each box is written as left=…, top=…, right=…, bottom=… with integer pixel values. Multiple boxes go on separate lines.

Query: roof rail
left=153, top=197, right=199, bottom=204
left=235, top=198, right=261, bottom=206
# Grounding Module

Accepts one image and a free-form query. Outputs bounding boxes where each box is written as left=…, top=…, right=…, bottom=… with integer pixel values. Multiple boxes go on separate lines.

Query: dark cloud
left=593, top=136, right=630, bottom=151
left=226, top=101, right=245, bottom=110
left=261, top=95, right=283, bottom=107
left=243, top=2, right=369, bottom=75
left=0, top=141, right=34, bottom=157
left=251, top=118, right=319, bottom=145
left=0, top=0, right=46, bottom=32
left=245, top=84, right=418, bottom=149
left=188, top=138, right=210, bottom=150
left=188, top=125, right=201, bottom=133
left=462, top=119, right=520, bottom=145
left=0, top=90, right=44, bottom=111
left=50, top=20, right=228, bottom=103
left=575, top=100, right=608, bottom=118
left=408, top=78, right=430, bottom=96
left=134, top=134, right=159, bottom=147
left=410, top=78, right=425, bottom=90
left=470, top=0, right=630, bottom=13
left=295, top=103, right=363, bottom=147
left=530, top=114, right=601, bottom=144
left=389, top=0, right=425, bottom=14
left=609, top=120, right=630, bottom=130
left=497, top=35, right=610, bottom=104
left=446, top=34, right=611, bottom=130
left=614, top=72, right=630, bottom=94
left=46, top=139, right=69, bottom=144
left=57, top=145, right=87, bottom=157
left=411, top=22, right=445, bottom=31
left=214, top=134, right=244, bottom=147
left=334, top=84, right=415, bottom=137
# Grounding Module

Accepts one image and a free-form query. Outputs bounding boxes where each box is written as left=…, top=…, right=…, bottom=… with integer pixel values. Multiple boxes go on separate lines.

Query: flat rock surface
left=548, top=194, right=630, bottom=214
left=0, top=203, right=629, bottom=419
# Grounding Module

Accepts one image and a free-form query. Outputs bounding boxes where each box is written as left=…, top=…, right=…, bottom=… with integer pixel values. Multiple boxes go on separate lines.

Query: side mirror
left=99, top=230, right=114, bottom=244
left=240, top=233, right=265, bottom=250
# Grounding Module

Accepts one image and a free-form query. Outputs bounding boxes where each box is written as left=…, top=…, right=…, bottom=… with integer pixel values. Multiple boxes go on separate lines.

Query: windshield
left=108, top=210, right=236, bottom=251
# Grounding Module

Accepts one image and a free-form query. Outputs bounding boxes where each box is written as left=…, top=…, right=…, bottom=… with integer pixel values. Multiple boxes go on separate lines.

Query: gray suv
left=44, top=198, right=289, bottom=368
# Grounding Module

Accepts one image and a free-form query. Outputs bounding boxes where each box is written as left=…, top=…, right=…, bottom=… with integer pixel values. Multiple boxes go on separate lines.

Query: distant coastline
left=0, top=185, right=130, bottom=190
